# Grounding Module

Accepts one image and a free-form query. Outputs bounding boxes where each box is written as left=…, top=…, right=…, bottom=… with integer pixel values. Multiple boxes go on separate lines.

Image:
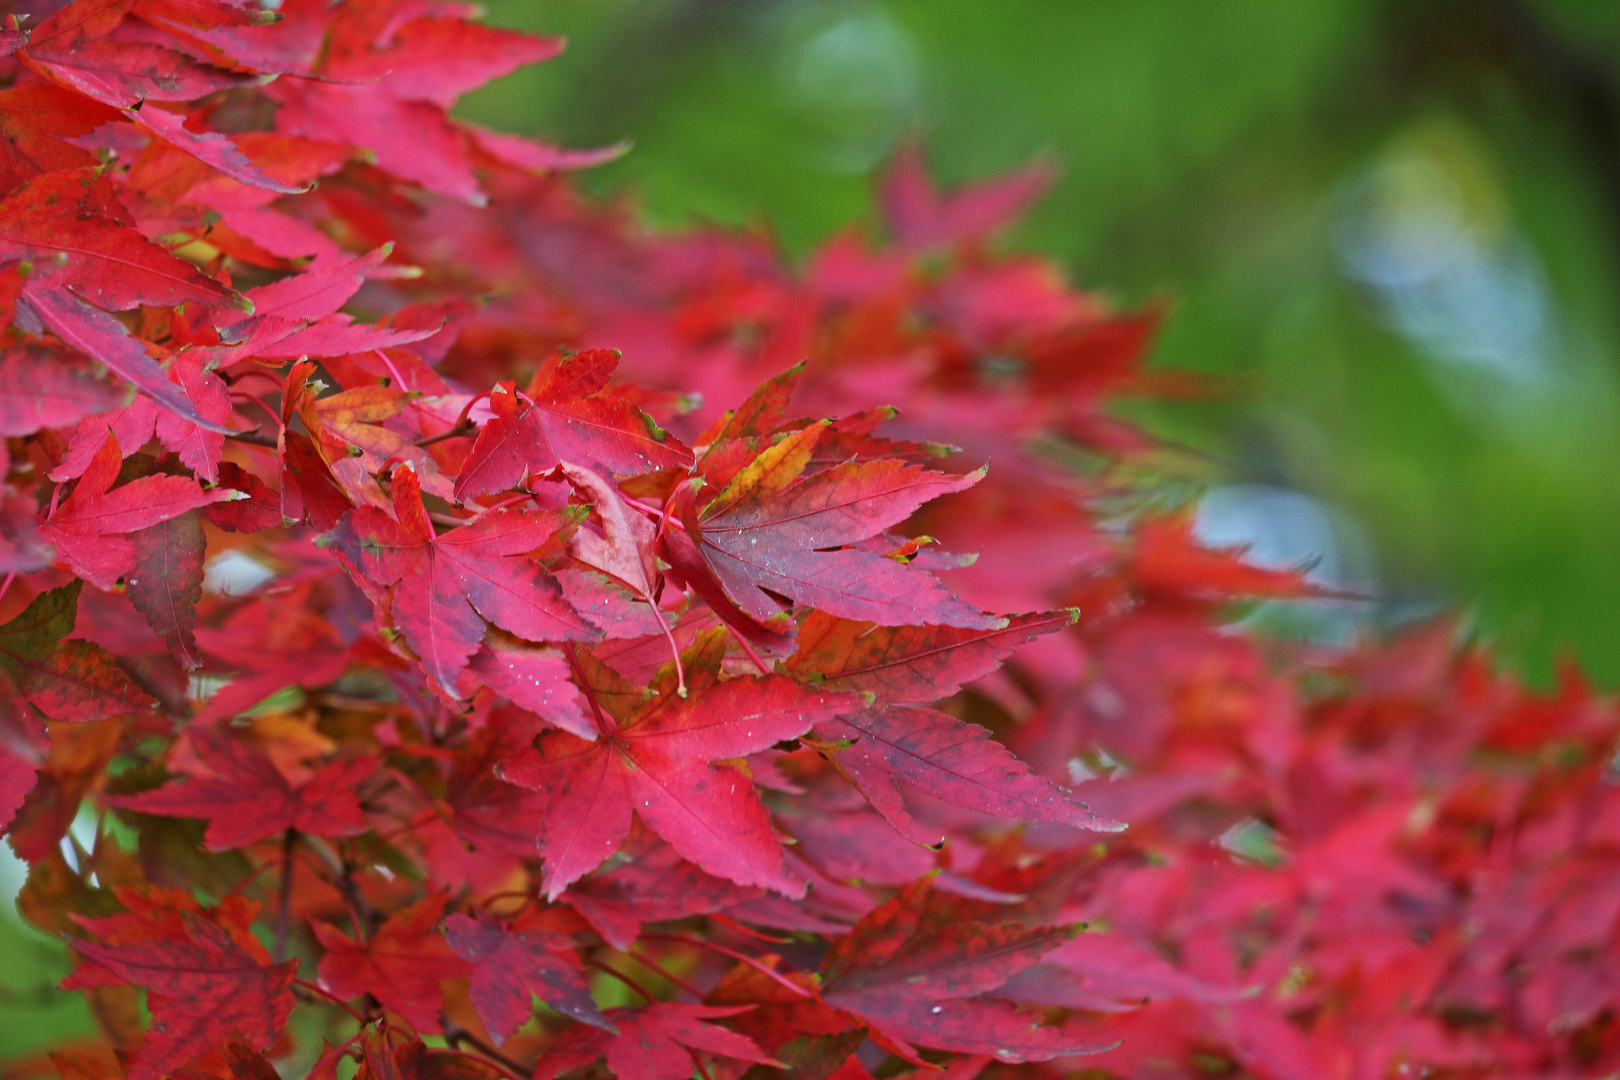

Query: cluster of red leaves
left=0, top=4, right=1615, bottom=1080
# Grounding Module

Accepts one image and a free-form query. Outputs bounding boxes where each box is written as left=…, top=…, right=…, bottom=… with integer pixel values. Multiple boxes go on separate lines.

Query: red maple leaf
left=0, top=580, right=154, bottom=722
left=328, top=463, right=596, bottom=692
left=313, top=893, right=468, bottom=1033
left=663, top=421, right=995, bottom=631
left=816, top=705, right=1121, bottom=845
left=0, top=342, right=129, bottom=438
left=534, top=1003, right=776, bottom=1080
left=786, top=609, right=1077, bottom=703
left=1132, top=514, right=1320, bottom=602
left=879, top=144, right=1054, bottom=252
left=817, top=877, right=1110, bottom=1063
left=443, top=909, right=612, bottom=1045
left=66, top=911, right=296, bottom=1080
left=455, top=351, right=695, bottom=499
left=126, top=509, right=206, bottom=669
left=499, top=664, right=863, bottom=898
left=108, top=728, right=375, bottom=850
left=0, top=169, right=244, bottom=313
left=40, top=431, right=237, bottom=590
left=0, top=84, right=122, bottom=195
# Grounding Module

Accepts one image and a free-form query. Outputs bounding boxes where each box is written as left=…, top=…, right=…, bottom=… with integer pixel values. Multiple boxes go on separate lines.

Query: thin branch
left=225, top=430, right=279, bottom=448
left=443, top=1022, right=528, bottom=1080
left=274, top=827, right=297, bottom=962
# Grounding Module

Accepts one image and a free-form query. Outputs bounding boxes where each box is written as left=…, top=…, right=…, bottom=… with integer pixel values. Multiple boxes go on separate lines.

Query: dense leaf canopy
left=0, top=3, right=1615, bottom=1080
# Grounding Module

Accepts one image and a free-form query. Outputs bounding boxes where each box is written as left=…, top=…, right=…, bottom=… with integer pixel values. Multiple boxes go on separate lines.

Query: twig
left=225, top=430, right=279, bottom=448
left=274, top=827, right=297, bottom=962
left=444, top=1021, right=528, bottom=1080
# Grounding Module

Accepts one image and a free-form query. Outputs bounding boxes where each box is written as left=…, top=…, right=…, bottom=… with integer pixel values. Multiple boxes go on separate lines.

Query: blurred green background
left=460, top=0, right=1620, bottom=685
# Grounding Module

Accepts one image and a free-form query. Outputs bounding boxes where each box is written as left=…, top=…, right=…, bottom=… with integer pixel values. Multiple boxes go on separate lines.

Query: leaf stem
left=707, top=913, right=791, bottom=944
left=618, top=949, right=706, bottom=1000
left=647, top=598, right=686, bottom=698
left=728, top=628, right=771, bottom=676
left=417, top=422, right=473, bottom=448
left=586, top=958, right=657, bottom=1003
left=640, top=934, right=809, bottom=997
left=292, top=977, right=366, bottom=1023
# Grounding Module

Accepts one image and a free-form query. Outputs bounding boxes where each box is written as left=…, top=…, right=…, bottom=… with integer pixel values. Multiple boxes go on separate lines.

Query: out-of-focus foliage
left=462, top=0, right=1620, bottom=684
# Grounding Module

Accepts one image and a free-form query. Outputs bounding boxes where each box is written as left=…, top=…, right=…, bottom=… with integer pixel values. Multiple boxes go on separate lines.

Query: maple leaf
left=22, top=35, right=256, bottom=111
left=202, top=463, right=283, bottom=534
left=133, top=0, right=281, bottom=31
left=16, top=0, right=298, bottom=193
left=108, top=728, right=375, bottom=850
left=559, top=461, right=677, bottom=645
left=0, top=494, right=52, bottom=576
left=0, top=746, right=36, bottom=835
left=786, top=609, right=1077, bottom=703
left=189, top=583, right=351, bottom=723
left=126, top=510, right=205, bottom=669
left=999, top=933, right=1244, bottom=1012
left=880, top=144, right=1055, bottom=251
left=462, top=632, right=593, bottom=739
left=313, top=893, right=468, bottom=1033
left=499, top=670, right=863, bottom=897
left=534, top=1004, right=777, bottom=1080
left=265, top=10, right=561, bottom=204
left=66, top=911, right=296, bottom=1080
left=817, top=877, right=1109, bottom=1062
left=0, top=84, right=122, bottom=195
left=21, top=285, right=221, bottom=431
left=439, top=715, right=556, bottom=859
left=279, top=360, right=443, bottom=510
left=40, top=431, right=237, bottom=590
left=1132, top=514, right=1319, bottom=601
left=0, top=169, right=245, bottom=312
left=443, top=910, right=612, bottom=1045
left=327, top=464, right=596, bottom=692
left=455, top=352, right=695, bottom=499
left=562, top=844, right=762, bottom=949
left=7, top=718, right=122, bottom=862
left=817, top=705, right=1121, bottom=846
left=0, top=581, right=154, bottom=722
left=0, top=343, right=129, bottom=437
left=664, top=421, right=996, bottom=630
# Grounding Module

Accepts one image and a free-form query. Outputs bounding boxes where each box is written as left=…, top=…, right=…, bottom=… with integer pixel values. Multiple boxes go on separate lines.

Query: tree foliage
left=0, top=3, right=1615, bottom=1080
